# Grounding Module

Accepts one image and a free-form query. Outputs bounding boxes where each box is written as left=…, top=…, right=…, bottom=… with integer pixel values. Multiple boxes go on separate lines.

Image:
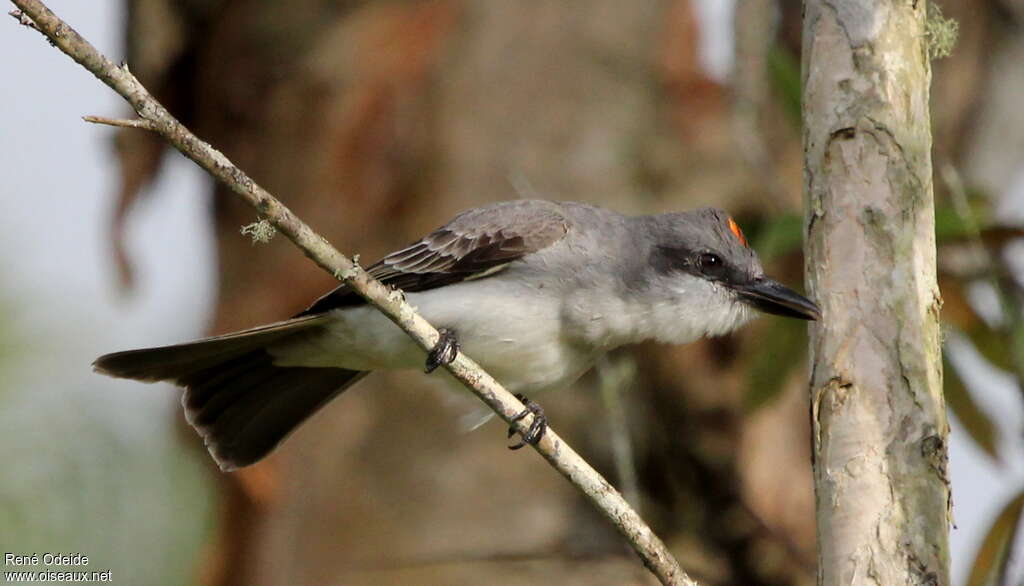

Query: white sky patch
left=691, top=0, right=736, bottom=82
left=997, top=166, right=1024, bottom=223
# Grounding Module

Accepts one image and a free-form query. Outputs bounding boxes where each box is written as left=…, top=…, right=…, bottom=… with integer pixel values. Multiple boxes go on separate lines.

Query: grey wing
left=299, top=200, right=570, bottom=315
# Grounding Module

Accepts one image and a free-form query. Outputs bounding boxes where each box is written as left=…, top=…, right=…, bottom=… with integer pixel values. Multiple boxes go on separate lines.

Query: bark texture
left=802, top=2, right=950, bottom=584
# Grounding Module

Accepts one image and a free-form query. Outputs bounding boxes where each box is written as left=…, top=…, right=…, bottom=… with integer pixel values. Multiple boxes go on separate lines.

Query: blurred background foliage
left=0, top=284, right=215, bottom=585
left=3, top=0, right=1023, bottom=585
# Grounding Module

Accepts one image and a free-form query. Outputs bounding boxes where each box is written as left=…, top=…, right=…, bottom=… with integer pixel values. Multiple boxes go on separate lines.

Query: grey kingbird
left=95, top=200, right=820, bottom=470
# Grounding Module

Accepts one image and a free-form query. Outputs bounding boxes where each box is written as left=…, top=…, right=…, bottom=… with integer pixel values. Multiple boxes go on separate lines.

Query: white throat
left=564, top=278, right=756, bottom=350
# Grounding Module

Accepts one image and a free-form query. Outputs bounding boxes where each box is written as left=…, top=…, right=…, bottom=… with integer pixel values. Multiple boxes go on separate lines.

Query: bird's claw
left=425, top=328, right=459, bottom=373
left=507, top=393, right=546, bottom=450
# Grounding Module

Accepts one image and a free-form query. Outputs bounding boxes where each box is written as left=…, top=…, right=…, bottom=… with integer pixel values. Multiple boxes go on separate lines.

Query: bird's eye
left=699, top=253, right=721, bottom=268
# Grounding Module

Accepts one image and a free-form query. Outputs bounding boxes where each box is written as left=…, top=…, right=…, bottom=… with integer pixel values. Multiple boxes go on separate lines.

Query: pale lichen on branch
left=925, top=4, right=958, bottom=60
left=240, top=219, right=277, bottom=244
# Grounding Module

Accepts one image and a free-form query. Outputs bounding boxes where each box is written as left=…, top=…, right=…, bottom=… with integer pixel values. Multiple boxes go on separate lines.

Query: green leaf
left=745, top=317, right=807, bottom=411
left=767, top=46, right=801, bottom=126
left=967, top=490, right=1024, bottom=586
left=934, top=196, right=992, bottom=242
left=943, top=355, right=1000, bottom=462
left=965, top=322, right=1015, bottom=373
left=1009, top=318, right=1024, bottom=384
left=751, top=213, right=804, bottom=262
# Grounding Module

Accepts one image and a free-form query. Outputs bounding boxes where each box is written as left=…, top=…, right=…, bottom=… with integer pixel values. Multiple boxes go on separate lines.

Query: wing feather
left=298, top=200, right=568, bottom=316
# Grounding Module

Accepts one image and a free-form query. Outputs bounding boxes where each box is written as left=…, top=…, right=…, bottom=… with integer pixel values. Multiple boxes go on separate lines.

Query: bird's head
left=637, top=208, right=820, bottom=342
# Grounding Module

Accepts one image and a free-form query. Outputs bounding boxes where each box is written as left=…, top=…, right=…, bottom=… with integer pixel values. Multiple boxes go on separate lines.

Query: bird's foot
left=507, top=393, right=546, bottom=450
left=424, top=328, right=459, bottom=373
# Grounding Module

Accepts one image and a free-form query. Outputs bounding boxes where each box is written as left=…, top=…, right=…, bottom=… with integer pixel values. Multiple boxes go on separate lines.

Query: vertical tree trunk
left=801, top=1, right=950, bottom=584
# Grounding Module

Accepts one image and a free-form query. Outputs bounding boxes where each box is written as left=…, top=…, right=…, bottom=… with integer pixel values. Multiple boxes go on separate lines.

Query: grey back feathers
left=301, top=200, right=569, bottom=315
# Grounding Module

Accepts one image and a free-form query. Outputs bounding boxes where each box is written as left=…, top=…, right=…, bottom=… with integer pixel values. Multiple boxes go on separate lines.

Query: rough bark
left=801, top=2, right=950, bottom=585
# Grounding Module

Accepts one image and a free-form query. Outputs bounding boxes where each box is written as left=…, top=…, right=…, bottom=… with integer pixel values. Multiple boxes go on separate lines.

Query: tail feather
left=92, top=315, right=328, bottom=382
left=178, top=351, right=269, bottom=415
left=93, top=315, right=369, bottom=470
left=183, top=351, right=367, bottom=470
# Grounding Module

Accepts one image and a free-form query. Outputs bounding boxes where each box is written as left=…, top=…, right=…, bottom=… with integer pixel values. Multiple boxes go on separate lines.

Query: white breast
left=269, top=278, right=597, bottom=394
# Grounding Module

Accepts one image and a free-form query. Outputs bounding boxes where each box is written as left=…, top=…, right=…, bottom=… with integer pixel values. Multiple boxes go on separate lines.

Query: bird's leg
left=424, top=328, right=460, bottom=373
left=507, top=393, right=547, bottom=450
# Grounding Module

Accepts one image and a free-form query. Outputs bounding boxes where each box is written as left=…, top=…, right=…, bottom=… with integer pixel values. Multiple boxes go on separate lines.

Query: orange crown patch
left=727, top=217, right=749, bottom=247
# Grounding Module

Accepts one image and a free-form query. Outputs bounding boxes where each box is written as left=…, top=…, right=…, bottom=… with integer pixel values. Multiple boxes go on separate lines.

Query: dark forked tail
left=178, top=350, right=366, bottom=470
left=94, top=316, right=367, bottom=470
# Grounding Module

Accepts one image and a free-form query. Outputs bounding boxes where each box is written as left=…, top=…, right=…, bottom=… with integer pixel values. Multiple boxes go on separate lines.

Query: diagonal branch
left=7, top=1, right=695, bottom=584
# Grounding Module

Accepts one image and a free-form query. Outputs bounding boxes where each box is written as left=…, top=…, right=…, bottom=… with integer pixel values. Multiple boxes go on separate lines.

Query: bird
left=94, top=200, right=820, bottom=471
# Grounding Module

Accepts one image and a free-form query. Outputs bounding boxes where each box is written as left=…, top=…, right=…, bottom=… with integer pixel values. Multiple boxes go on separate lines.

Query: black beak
left=734, top=277, right=821, bottom=321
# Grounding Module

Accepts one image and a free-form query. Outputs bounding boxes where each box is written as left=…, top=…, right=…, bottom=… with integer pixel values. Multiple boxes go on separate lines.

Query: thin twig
left=82, top=115, right=157, bottom=130
left=7, top=1, right=695, bottom=584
